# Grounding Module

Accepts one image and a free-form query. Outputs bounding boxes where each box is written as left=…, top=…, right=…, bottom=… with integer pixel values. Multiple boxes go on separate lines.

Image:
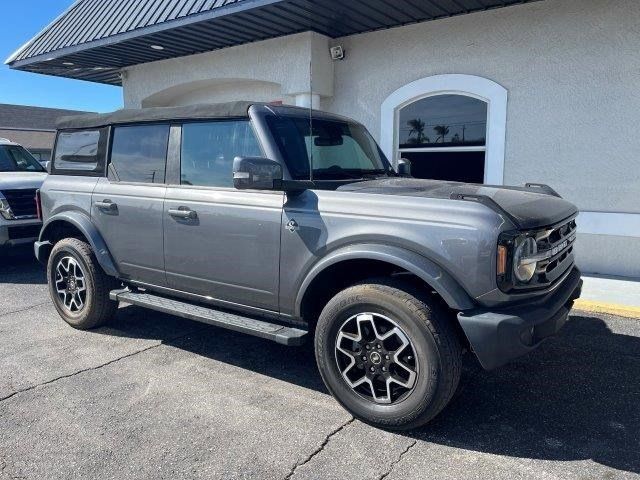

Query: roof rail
left=523, top=183, right=562, bottom=198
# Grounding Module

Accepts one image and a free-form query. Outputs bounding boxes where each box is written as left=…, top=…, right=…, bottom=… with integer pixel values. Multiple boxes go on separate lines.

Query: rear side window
left=109, top=125, right=170, bottom=184
left=53, top=129, right=107, bottom=174
left=180, top=120, right=262, bottom=188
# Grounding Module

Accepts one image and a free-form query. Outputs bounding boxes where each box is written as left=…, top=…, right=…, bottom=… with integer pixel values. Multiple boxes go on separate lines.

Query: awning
left=6, top=0, right=538, bottom=86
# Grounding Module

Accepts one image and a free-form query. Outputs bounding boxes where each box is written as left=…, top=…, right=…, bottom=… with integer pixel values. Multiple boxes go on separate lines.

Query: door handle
left=168, top=207, right=197, bottom=220
left=94, top=200, right=117, bottom=212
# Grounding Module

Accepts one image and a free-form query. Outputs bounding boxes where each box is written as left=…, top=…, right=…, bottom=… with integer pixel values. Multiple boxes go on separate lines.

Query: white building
left=7, top=0, right=639, bottom=278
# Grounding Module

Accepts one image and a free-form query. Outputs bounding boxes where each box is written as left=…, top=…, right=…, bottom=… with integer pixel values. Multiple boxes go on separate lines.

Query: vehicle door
left=163, top=120, right=284, bottom=312
left=91, top=124, right=170, bottom=286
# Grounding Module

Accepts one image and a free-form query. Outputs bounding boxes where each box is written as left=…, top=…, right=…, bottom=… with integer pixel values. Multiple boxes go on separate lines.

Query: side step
left=110, top=289, right=307, bottom=346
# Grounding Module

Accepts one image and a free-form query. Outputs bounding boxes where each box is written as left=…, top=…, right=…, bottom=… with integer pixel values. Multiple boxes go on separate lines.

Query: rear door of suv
left=91, top=124, right=170, bottom=286
left=163, top=119, right=283, bottom=312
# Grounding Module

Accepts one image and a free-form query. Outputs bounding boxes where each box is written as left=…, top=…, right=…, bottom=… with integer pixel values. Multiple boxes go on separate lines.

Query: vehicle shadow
left=98, top=308, right=639, bottom=475
left=0, top=245, right=46, bottom=285
left=415, top=314, right=640, bottom=475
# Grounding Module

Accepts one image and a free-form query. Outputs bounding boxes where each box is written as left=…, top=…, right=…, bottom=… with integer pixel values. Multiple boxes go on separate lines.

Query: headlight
left=513, top=236, right=538, bottom=282
left=0, top=194, right=13, bottom=220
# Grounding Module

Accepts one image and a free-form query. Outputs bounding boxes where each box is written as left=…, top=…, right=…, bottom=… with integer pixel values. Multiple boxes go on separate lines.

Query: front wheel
left=47, top=238, right=119, bottom=329
left=314, top=278, right=462, bottom=430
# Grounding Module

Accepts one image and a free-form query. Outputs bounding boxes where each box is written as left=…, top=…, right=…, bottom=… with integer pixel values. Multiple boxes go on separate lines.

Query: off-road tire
left=47, top=237, right=119, bottom=329
left=315, top=277, right=462, bottom=430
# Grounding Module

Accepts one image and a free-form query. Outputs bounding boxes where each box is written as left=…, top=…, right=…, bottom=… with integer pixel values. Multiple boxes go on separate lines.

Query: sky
left=0, top=0, right=122, bottom=112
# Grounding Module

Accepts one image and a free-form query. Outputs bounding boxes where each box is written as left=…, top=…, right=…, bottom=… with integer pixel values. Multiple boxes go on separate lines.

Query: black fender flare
left=294, top=243, right=475, bottom=316
left=36, top=211, right=119, bottom=277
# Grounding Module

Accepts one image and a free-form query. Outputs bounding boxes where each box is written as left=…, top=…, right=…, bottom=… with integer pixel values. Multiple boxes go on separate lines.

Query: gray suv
left=35, top=102, right=581, bottom=430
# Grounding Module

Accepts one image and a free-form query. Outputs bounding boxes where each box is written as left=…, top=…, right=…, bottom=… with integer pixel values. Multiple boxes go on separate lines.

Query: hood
left=0, top=172, right=47, bottom=191
left=337, top=178, right=578, bottom=230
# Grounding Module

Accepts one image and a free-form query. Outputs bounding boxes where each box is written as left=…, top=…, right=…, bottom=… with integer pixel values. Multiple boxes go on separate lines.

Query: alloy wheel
left=335, top=312, right=418, bottom=404
left=54, top=256, right=87, bottom=313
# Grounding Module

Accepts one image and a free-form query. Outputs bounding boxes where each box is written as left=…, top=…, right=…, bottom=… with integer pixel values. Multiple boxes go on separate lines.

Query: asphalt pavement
left=1, top=245, right=639, bottom=479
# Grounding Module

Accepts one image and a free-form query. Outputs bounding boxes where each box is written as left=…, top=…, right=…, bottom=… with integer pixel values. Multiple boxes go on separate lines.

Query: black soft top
left=56, top=101, right=359, bottom=130
left=56, top=101, right=255, bottom=130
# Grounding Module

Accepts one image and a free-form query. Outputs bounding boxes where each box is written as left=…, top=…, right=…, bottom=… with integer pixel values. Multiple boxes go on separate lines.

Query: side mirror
left=397, top=158, right=412, bottom=177
left=43, top=161, right=51, bottom=173
left=233, top=157, right=283, bottom=190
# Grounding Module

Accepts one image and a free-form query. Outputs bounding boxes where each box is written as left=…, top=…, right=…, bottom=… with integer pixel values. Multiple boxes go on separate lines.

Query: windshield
left=0, top=145, right=45, bottom=172
left=266, top=115, right=393, bottom=180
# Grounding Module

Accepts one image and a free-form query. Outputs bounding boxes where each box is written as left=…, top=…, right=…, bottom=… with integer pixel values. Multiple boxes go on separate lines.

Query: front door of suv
left=92, top=124, right=170, bottom=286
left=163, top=120, right=283, bottom=312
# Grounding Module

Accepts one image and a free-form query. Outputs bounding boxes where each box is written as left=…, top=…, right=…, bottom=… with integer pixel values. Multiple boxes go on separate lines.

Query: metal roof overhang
left=7, top=0, right=537, bottom=86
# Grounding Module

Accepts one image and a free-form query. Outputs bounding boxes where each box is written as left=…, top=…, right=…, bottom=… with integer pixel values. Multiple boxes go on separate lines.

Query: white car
left=0, top=138, right=47, bottom=247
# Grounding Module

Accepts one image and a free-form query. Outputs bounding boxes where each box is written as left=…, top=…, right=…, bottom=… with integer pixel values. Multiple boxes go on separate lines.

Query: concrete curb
left=574, top=299, right=640, bottom=319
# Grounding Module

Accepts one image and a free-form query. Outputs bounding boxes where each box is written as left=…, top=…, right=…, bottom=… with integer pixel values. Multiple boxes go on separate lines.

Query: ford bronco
left=35, top=102, right=581, bottom=430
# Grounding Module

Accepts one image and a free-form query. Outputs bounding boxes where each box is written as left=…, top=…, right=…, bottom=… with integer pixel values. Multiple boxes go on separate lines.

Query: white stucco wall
left=123, top=31, right=333, bottom=109
left=121, top=0, right=639, bottom=278
left=325, top=0, right=640, bottom=214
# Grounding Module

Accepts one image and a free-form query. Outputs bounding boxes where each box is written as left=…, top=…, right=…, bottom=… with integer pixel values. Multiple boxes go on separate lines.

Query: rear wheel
left=47, top=238, right=119, bottom=329
left=315, top=277, right=462, bottom=430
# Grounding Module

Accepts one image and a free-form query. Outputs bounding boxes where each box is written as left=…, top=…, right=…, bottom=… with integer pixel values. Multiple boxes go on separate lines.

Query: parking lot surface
left=1, top=246, right=639, bottom=479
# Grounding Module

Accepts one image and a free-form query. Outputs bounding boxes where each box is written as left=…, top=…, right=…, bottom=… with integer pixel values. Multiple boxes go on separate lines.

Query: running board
left=110, top=289, right=307, bottom=346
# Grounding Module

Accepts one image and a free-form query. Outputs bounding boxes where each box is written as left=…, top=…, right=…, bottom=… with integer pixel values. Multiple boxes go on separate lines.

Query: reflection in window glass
left=267, top=116, right=391, bottom=180
left=54, top=130, right=102, bottom=171
left=180, top=121, right=261, bottom=188
left=110, top=125, right=169, bottom=183
left=399, top=95, right=487, bottom=148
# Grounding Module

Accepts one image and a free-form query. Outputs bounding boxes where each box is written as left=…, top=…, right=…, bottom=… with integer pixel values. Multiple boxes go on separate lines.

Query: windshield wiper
left=313, top=166, right=363, bottom=179
left=313, top=166, right=392, bottom=180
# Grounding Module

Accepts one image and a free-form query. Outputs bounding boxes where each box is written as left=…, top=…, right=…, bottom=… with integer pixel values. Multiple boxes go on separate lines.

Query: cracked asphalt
left=1, top=246, right=639, bottom=479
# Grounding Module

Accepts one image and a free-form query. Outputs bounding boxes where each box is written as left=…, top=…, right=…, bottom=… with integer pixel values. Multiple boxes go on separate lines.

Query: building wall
left=123, top=31, right=333, bottom=108
left=322, top=0, right=640, bottom=277
left=121, top=0, right=640, bottom=278
left=0, top=128, right=55, bottom=160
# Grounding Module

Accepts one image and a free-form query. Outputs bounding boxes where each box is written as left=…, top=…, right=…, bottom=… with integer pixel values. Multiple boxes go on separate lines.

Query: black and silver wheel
left=336, top=312, right=418, bottom=404
left=315, top=278, right=462, bottom=430
left=54, top=256, right=87, bottom=313
left=47, top=238, right=119, bottom=329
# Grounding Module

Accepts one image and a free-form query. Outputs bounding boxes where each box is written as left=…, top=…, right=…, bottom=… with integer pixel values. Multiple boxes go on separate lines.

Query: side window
left=54, top=129, right=106, bottom=174
left=109, top=125, right=170, bottom=184
left=180, top=120, right=262, bottom=188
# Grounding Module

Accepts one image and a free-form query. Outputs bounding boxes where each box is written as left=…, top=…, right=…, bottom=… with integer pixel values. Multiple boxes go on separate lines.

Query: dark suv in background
left=35, top=102, right=581, bottom=430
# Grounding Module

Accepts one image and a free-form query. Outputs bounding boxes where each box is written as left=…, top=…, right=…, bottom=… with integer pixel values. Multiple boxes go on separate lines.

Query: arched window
left=381, top=74, right=507, bottom=184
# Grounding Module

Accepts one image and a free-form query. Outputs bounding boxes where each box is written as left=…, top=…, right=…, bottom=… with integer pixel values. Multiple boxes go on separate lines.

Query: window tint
left=110, top=125, right=170, bottom=183
left=399, top=94, right=487, bottom=148
left=180, top=121, right=261, bottom=188
left=0, top=146, right=45, bottom=172
left=54, top=130, right=104, bottom=172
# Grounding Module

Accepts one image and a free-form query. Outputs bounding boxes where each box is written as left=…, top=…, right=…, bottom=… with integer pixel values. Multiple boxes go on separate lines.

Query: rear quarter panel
left=40, top=175, right=99, bottom=222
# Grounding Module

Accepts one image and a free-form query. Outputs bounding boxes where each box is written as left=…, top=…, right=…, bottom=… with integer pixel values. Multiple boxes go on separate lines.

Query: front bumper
left=457, top=266, right=582, bottom=370
left=0, top=219, right=42, bottom=247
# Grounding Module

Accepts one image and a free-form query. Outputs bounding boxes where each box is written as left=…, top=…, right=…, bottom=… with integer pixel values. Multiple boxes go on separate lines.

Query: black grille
left=1, top=189, right=37, bottom=218
left=8, top=224, right=41, bottom=240
left=534, top=219, right=577, bottom=286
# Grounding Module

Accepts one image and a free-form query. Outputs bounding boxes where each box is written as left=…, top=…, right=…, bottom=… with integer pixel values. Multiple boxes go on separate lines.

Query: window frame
left=380, top=74, right=508, bottom=185
left=106, top=122, right=171, bottom=186
left=51, top=127, right=109, bottom=177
